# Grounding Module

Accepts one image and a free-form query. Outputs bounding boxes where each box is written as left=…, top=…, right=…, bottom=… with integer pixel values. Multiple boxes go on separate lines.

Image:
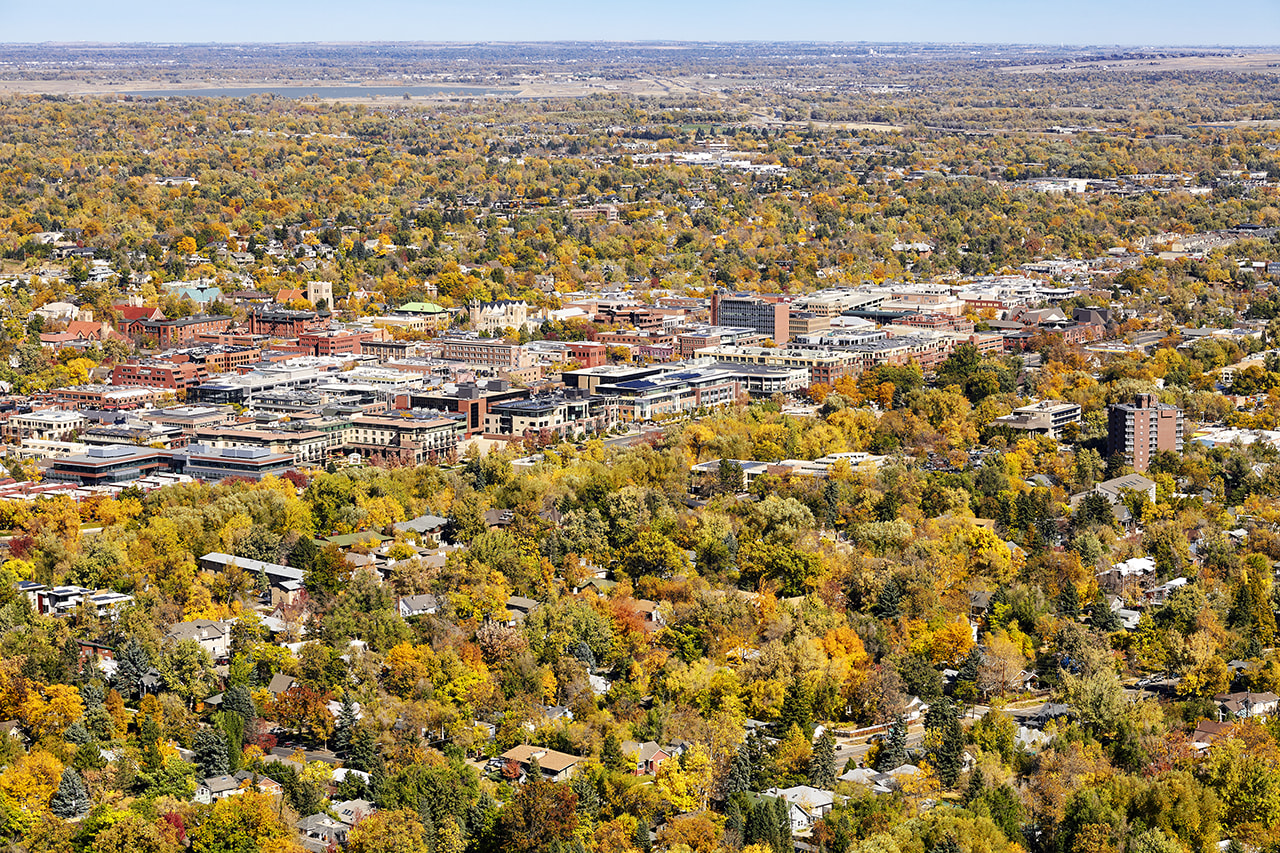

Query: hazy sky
left=5, top=0, right=1280, bottom=45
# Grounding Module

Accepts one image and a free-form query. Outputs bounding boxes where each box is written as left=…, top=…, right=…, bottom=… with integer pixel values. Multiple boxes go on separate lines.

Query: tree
left=222, top=684, right=256, bottom=730
left=305, top=542, right=351, bottom=597
left=717, top=459, right=745, bottom=494
left=876, top=715, right=908, bottom=771
left=874, top=576, right=901, bottom=619
left=634, top=814, right=652, bottom=853
left=347, top=809, right=428, bottom=853
left=776, top=677, right=814, bottom=739
left=601, top=731, right=628, bottom=773
left=158, top=639, right=216, bottom=708
left=1091, top=594, right=1122, bottom=633
left=808, top=731, right=836, bottom=789
left=334, top=692, right=359, bottom=755
left=929, top=702, right=964, bottom=788
left=349, top=725, right=378, bottom=773
left=49, top=767, right=90, bottom=818
left=194, top=727, right=230, bottom=778
left=189, top=792, right=297, bottom=853
left=116, top=638, right=152, bottom=699
left=724, top=744, right=754, bottom=796
left=497, top=769, right=579, bottom=853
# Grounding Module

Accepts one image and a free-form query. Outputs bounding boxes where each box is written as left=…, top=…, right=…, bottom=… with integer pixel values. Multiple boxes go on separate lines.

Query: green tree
left=808, top=731, right=837, bottom=789
left=49, top=767, right=90, bottom=818
left=194, top=727, right=230, bottom=778
left=876, top=715, right=908, bottom=771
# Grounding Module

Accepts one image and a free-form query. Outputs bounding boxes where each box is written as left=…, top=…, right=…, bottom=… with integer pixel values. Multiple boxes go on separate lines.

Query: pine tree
left=116, top=638, right=151, bottom=700
left=874, top=576, right=901, bottom=619
left=1092, top=593, right=1122, bottom=633
left=776, top=677, right=814, bottom=739
left=289, top=535, right=320, bottom=573
left=933, top=715, right=964, bottom=788
left=633, top=814, right=652, bottom=853
left=349, top=725, right=378, bottom=772
left=771, top=795, right=792, bottom=853
left=334, top=692, right=359, bottom=755
left=954, top=646, right=982, bottom=705
left=964, top=766, right=986, bottom=804
left=808, top=731, right=836, bottom=789
left=601, top=731, right=627, bottom=773
left=724, top=745, right=753, bottom=795
left=222, top=684, right=256, bottom=729
left=218, top=711, right=244, bottom=772
left=876, top=715, right=908, bottom=771
left=194, top=727, right=230, bottom=778
left=50, top=767, right=90, bottom=818
left=1058, top=581, right=1080, bottom=618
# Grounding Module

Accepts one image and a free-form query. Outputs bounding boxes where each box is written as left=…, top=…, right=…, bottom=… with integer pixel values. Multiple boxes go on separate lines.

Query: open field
left=1002, top=52, right=1280, bottom=74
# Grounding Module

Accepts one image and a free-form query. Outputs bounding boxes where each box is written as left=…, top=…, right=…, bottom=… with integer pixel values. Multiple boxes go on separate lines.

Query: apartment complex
left=1107, top=394, right=1184, bottom=472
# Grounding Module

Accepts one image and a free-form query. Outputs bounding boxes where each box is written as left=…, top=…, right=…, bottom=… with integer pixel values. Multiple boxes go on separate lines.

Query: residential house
left=297, top=814, right=349, bottom=852
left=621, top=740, right=671, bottom=776
left=761, top=785, right=837, bottom=832
left=195, top=770, right=283, bottom=804
left=166, top=619, right=231, bottom=660
left=1215, top=691, right=1280, bottom=721
left=397, top=594, right=440, bottom=618
left=499, top=744, right=580, bottom=782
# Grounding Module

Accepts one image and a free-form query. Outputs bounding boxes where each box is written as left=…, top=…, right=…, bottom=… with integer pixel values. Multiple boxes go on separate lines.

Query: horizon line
left=2, top=40, right=1279, bottom=49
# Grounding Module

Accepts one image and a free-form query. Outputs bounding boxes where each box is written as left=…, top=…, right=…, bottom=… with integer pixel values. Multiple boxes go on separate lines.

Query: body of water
left=119, top=84, right=512, bottom=99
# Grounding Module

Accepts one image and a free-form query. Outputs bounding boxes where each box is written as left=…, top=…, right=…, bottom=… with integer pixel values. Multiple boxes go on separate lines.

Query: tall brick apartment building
left=1107, top=393, right=1183, bottom=472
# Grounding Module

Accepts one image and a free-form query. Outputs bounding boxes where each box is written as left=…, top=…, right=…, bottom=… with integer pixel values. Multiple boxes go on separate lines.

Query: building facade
left=1107, top=394, right=1184, bottom=472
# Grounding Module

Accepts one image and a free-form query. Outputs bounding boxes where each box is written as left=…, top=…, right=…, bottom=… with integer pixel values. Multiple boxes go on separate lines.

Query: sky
left=3, top=0, right=1279, bottom=46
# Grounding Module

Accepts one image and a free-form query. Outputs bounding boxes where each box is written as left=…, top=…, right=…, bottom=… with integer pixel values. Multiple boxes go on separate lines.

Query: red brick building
left=567, top=341, right=607, bottom=368
left=245, top=308, right=329, bottom=338
left=112, top=361, right=208, bottom=393
left=133, top=315, right=234, bottom=348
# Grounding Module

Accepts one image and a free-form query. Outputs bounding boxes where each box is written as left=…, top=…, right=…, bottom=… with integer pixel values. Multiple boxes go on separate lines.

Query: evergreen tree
left=222, top=683, right=256, bottom=729
left=334, top=692, right=359, bottom=755
left=724, top=745, right=753, bottom=795
left=50, top=768, right=91, bottom=818
left=808, top=731, right=836, bottom=789
left=218, top=711, right=245, bottom=772
left=742, top=730, right=776, bottom=791
left=873, top=576, right=901, bottom=619
left=288, top=534, right=320, bottom=573
left=771, top=795, right=792, bottom=853
left=349, top=725, right=378, bottom=772
left=116, top=638, right=151, bottom=700
left=194, top=727, right=230, bottom=778
left=876, top=715, right=908, bottom=771
left=466, top=791, right=498, bottom=853
left=1058, top=581, right=1080, bottom=618
left=1092, top=593, right=1122, bottom=633
left=931, top=837, right=961, bottom=853
left=954, top=646, right=982, bottom=705
left=932, top=713, right=964, bottom=787
left=964, top=766, right=986, bottom=805
left=745, top=800, right=778, bottom=850
left=724, top=794, right=747, bottom=845
left=633, top=814, right=652, bottom=853
left=601, top=731, right=627, bottom=773
left=776, top=677, right=814, bottom=739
